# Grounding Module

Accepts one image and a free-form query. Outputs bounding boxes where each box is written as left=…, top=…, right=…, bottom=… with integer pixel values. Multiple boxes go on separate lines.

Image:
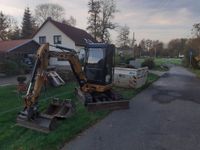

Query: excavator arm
left=22, top=43, right=87, bottom=118
left=23, top=43, right=49, bottom=119
left=49, top=51, right=87, bottom=89
left=49, top=45, right=112, bottom=93
left=21, top=44, right=85, bottom=119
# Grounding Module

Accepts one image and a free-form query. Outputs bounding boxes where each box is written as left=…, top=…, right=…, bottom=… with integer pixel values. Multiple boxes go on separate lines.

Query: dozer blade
left=86, top=100, right=129, bottom=112
left=75, top=88, right=129, bottom=112
left=44, top=98, right=74, bottom=118
left=16, top=113, right=57, bottom=133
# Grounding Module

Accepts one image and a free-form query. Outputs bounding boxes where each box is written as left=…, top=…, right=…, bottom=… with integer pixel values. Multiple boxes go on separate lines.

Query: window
left=54, top=35, right=62, bottom=44
left=87, top=48, right=104, bottom=64
left=39, top=36, right=46, bottom=44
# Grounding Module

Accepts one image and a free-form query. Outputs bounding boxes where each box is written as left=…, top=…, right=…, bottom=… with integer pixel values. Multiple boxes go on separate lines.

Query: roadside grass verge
left=153, top=58, right=182, bottom=72
left=0, top=73, right=159, bottom=150
left=154, top=58, right=182, bottom=66
left=145, top=58, right=182, bottom=72
left=190, top=68, right=200, bottom=78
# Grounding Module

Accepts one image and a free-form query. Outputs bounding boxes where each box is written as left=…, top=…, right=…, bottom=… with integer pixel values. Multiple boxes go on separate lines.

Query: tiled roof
left=33, top=18, right=97, bottom=46
left=0, top=39, right=32, bottom=52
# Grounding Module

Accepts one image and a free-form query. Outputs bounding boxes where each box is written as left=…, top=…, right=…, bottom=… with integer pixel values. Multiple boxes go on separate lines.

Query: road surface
left=62, top=66, right=200, bottom=150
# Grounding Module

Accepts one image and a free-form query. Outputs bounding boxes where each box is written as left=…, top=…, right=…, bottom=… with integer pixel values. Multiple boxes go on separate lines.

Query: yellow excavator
left=16, top=43, right=129, bottom=133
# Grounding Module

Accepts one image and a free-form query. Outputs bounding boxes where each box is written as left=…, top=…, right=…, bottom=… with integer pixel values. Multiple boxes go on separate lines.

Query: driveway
left=0, top=74, right=31, bottom=86
left=62, top=66, right=200, bottom=150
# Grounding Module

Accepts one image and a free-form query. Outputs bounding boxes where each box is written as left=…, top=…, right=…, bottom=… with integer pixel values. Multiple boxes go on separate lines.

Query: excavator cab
left=84, top=43, right=114, bottom=85
left=75, top=43, right=129, bottom=111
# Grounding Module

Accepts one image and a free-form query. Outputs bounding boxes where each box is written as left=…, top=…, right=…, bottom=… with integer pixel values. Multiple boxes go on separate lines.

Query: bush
left=0, top=59, right=19, bottom=76
left=19, top=63, right=30, bottom=74
left=125, top=57, right=135, bottom=64
left=183, top=38, right=200, bottom=68
left=142, top=58, right=155, bottom=69
left=17, top=76, right=27, bottom=83
left=114, top=54, right=121, bottom=66
left=0, top=58, right=31, bottom=76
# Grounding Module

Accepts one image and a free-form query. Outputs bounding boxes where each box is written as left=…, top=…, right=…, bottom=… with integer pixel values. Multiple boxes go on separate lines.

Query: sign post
left=189, top=50, right=193, bottom=67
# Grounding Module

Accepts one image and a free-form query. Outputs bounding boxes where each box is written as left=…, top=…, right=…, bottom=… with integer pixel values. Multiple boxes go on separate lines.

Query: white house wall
left=33, top=21, right=77, bottom=66
left=33, top=21, right=76, bottom=50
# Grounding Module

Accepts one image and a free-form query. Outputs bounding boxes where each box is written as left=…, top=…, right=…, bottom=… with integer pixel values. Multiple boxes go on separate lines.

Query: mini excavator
left=16, top=43, right=129, bottom=133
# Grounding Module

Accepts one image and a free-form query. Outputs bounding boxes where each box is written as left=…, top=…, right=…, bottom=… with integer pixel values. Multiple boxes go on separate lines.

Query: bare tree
left=87, top=0, right=117, bottom=42
left=145, top=39, right=153, bottom=51
left=0, top=11, right=10, bottom=40
left=139, top=39, right=154, bottom=56
left=0, top=11, right=20, bottom=40
left=116, top=25, right=130, bottom=48
left=87, top=0, right=101, bottom=41
left=192, top=23, right=200, bottom=38
left=62, top=16, right=76, bottom=26
left=100, top=0, right=117, bottom=42
left=34, top=3, right=65, bottom=25
left=167, top=39, right=187, bottom=57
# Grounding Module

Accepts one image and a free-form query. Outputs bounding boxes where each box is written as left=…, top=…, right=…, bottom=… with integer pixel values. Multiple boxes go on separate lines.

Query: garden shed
left=0, top=39, right=40, bottom=58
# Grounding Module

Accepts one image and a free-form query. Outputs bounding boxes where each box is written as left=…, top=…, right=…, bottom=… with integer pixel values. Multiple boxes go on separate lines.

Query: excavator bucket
left=16, top=113, right=57, bottom=133
left=16, top=99, right=74, bottom=133
left=75, top=88, right=129, bottom=112
left=44, top=98, right=74, bottom=118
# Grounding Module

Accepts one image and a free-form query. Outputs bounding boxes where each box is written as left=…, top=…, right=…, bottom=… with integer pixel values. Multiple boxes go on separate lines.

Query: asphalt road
left=62, top=66, right=200, bottom=150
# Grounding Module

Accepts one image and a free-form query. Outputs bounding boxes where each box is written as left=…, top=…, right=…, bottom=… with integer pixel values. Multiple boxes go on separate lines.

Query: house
left=33, top=17, right=97, bottom=66
left=0, top=39, right=40, bottom=60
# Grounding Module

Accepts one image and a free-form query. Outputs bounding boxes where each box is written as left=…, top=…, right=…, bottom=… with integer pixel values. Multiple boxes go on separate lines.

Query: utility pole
left=131, top=32, right=136, bottom=58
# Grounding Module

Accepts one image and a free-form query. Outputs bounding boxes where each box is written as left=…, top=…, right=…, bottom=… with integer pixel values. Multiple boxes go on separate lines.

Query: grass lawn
left=154, top=58, right=182, bottom=66
left=143, top=58, right=182, bottom=72
left=0, top=73, right=159, bottom=150
left=190, top=68, right=200, bottom=78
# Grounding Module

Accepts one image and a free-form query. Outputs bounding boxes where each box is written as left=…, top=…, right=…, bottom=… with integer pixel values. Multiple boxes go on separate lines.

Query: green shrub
left=0, top=59, right=19, bottom=76
left=19, top=63, right=30, bottom=74
left=0, top=58, right=31, bottom=76
left=125, top=57, right=135, bottom=64
left=17, top=76, right=27, bottom=83
left=114, top=54, right=121, bottom=66
left=142, top=58, right=155, bottom=69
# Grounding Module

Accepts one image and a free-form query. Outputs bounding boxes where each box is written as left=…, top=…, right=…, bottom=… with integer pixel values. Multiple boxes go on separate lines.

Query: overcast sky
left=0, top=0, right=199, bottom=44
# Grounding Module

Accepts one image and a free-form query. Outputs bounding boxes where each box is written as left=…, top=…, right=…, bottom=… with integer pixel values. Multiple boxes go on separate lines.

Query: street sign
left=189, top=49, right=193, bottom=67
left=190, top=51, right=193, bottom=56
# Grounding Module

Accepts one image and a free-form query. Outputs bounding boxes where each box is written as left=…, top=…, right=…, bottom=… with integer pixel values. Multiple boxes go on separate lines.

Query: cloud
left=0, top=0, right=200, bottom=43
left=112, top=0, right=200, bottom=43
left=0, top=4, right=23, bottom=17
